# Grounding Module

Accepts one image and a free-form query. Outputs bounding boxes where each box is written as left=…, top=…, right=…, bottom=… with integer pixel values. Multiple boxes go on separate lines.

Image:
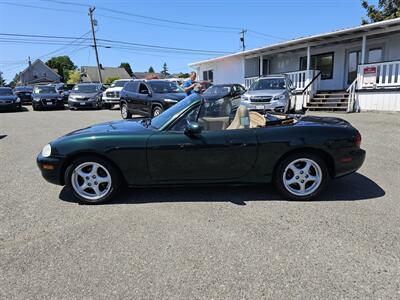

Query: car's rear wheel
left=274, top=153, right=329, bottom=201
left=65, top=156, right=121, bottom=204
left=120, top=103, right=132, bottom=119
left=152, top=105, right=163, bottom=117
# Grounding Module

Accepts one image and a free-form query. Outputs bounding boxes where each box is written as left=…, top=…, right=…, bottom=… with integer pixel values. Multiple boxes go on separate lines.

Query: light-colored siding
left=20, top=60, right=60, bottom=84
left=358, top=91, right=400, bottom=111
left=197, top=56, right=245, bottom=85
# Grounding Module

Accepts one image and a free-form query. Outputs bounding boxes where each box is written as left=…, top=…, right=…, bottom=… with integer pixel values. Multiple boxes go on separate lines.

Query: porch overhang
left=189, top=18, right=400, bottom=67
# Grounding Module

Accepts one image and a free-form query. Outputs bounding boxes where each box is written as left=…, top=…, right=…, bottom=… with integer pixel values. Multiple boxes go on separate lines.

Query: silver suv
left=241, top=75, right=295, bottom=113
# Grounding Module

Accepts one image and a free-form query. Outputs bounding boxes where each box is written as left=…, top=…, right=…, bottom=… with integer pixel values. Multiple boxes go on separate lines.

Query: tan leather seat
left=249, top=111, right=266, bottom=128
left=226, top=105, right=250, bottom=130
left=199, top=117, right=230, bottom=131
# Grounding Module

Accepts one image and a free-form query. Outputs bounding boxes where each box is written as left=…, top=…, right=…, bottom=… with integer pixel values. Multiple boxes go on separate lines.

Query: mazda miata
left=37, top=93, right=365, bottom=204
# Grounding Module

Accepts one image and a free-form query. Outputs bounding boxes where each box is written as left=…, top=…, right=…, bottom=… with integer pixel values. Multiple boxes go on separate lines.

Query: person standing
left=182, top=72, right=197, bottom=95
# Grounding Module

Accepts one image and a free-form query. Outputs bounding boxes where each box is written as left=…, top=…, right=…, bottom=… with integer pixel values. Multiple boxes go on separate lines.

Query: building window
left=300, top=52, right=334, bottom=80
left=203, top=70, right=213, bottom=82
left=368, top=48, right=382, bottom=63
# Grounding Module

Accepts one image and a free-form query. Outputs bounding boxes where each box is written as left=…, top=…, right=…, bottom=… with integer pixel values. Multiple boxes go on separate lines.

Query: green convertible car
left=37, top=93, right=365, bottom=204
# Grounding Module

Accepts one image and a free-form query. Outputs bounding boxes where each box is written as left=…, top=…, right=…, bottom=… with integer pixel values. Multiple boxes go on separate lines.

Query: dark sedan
left=14, top=86, right=33, bottom=104
left=0, top=87, right=22, bottom=112
left=37, top=93, right=365, bottom=204
left=68, top=83, right=104, bottom=110
left=32, top=85, right=65, bottom=110
left=119, top=80, right=187, bottom=119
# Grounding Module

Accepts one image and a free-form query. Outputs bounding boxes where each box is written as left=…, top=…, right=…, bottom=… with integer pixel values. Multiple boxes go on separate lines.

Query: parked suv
left=120, top=80, right=187, bottom=119
left=14, top=86, right=33, bottom=104
left=32, top=85, right=64, bottom=110
left=241, top=75, right=295, bottom=113
left=102, top=79, right=131, bottom=109
left=68, top=83, right=104, bottom=110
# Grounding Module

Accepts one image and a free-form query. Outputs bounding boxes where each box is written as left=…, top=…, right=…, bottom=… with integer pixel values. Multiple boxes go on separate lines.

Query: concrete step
left=312, top=97, right=348, bottom=101
left=308, top=101, right=348, bottom=105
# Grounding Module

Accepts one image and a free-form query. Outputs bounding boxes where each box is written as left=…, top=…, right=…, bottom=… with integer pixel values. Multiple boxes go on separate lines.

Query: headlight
left=164, top=99, right=178, bottom=103
left=57, top=97, right=63, bottom=101
left=33, top=97, right=41, bottom=101
left=215, top=98, right=224, bottom=104
left=273, top=94, right=286, bottom=101
left=69, top=95, right=76, bottom=100
left=41, top=144, right=52, bottom=157
left=15, top=97, right=21, bottom=103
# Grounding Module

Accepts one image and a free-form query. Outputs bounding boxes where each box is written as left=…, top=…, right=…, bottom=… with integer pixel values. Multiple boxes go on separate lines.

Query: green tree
left=362, top=0, right=400, bottom=24
left=119, top=62, right=133, bottom=77
left=0, top=71, right=6, bottom=86
left=8, top=73, right=20, bottom=87
left=46, top=56, right=76, bottom=82
left=67, top=70, right=81, bottom=84
left=178, top=72, right=191, bottom=78
left=104, top=76, right=120, bottom=85
left=161, top=62, right=169, bottom=78
left=148, top=66, right=155, bottom=73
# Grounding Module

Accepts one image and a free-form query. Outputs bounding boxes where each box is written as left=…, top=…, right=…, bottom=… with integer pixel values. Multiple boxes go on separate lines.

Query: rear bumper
left=37, top=153, right=66, bottom=185
left=334, top=149, right=366, bottom=178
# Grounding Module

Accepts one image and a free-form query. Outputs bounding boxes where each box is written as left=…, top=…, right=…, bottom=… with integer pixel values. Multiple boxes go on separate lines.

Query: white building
left=189, top=18, right=400, bottom=112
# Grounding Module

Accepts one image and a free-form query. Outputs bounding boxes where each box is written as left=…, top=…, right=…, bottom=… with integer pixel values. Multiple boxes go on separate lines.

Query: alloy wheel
left=283, top=158, right=322, bottom=197
left=121, top=104, right=128, bottom=118
left=71, top=162, right=112, bottom=201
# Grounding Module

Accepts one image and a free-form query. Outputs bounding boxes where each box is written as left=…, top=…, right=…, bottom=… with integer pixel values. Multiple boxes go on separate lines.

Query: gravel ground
left=0, top=106, right=399, bottom=299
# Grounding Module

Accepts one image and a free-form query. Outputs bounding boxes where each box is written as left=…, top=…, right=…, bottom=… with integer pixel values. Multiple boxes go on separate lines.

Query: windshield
left=15, top=86, right=33, bottom=92
left=204, top=85, right=231, bottom=95
left=0, top=88, right=13, bottom=96
left=110, top=80, right=128, bottom=88
left=33, top=86, right=57, bottom=94
left=72, top=85, right=99, bottom=93
left=150, top=93, right=201, bottom=129
left=250, top=78, right=286, bottom=91
left=147, top=81, right=184, bottom=94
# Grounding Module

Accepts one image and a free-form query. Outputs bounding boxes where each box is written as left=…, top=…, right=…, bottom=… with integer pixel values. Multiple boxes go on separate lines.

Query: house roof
left=20, top=59, right=61, bottom=79
left=80, top=66, right=131, bottom=82
left=133, top=72, right=163, bottom=79
left=189, top=18, right=400, bottom=67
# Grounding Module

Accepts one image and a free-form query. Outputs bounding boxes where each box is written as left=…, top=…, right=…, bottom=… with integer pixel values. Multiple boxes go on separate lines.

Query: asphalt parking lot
left=1, top=106, right=399, bottom=299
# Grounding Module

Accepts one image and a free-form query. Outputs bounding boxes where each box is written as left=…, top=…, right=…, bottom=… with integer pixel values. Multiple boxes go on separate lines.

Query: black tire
left=65, top=156, right=121, bottom=204
left=32, top=103, right=38, bottom=111
left=274, top=152, right=330, bottom=201
left=152, top=105, right=163, bottom=117
left=120, top=103, right=132, bottom=119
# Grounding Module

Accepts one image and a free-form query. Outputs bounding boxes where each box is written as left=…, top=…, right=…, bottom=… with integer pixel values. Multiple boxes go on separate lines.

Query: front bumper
left=334, top=149, right=366, bottom=178
left=37, top=153, right=66, bottom=185
left=33, top=99, right=64, bottom=109
left=68, top=99, right=99, bottom=109
left=241, top=100, right=287, bottom=113
left=102, top=96, right=120, bottom=104
left=0, top=102, right=20, bottom=111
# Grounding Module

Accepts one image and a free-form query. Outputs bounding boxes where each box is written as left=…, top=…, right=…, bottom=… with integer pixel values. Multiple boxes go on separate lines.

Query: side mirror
left=184, top=122, right=202, bottom=136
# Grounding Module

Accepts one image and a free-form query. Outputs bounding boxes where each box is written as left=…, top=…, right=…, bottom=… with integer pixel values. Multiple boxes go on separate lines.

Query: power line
left=0, top=33, right=232, bottom=55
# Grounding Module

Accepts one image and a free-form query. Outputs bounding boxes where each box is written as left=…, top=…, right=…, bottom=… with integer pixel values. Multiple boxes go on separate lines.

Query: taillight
left=354, top=132, right=362, bottom=147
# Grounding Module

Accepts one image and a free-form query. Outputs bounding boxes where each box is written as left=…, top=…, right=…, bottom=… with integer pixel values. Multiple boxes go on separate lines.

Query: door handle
left=226, top=139, right=247, bottom=147
left=178, top=143, right=194, bottom=148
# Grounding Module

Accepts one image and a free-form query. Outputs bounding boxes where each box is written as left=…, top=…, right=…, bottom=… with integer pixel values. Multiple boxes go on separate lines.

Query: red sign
left=364, top=67, right=377, bottom=75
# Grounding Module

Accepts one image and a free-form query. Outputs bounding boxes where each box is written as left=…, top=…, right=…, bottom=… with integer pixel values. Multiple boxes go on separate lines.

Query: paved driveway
left=0, top=107, right=399, bottom=299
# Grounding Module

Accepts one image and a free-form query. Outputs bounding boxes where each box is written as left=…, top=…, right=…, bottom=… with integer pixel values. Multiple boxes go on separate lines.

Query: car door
left=147, top=103, right=258, bottom=182
left=136, top=82, right=152, bottom=115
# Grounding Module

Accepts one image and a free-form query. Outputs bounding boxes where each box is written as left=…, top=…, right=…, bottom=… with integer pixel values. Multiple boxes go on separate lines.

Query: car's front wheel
left=274, top=153, right=329, bottom=201
left=65, top=156, right=121, bottom=204
left=120, top=103, right=132, bottom=119
left=152, top=105, right=163, bottom=117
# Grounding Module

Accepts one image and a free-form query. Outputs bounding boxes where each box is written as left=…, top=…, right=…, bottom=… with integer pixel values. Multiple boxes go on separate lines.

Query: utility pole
left=88, top=6, right=102, bottom=83
left=240, top=29, right=247, bottom=52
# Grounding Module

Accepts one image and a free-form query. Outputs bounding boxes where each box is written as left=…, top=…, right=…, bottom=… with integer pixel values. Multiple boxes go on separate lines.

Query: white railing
left=244, top=76, right=258, bottom=88
left=347, top=78, right=359, bottom=113
left=286, top=70, right=308, bottom=90
left=358, top=61, right=400, bottom=89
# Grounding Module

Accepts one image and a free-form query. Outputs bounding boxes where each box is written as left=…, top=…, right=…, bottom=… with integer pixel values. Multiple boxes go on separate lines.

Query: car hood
left=56, top=120, right=150, bottom=139
left=0, top=95, right=17, bottom=100
left=245, top=89, right=286, bottom=97
left=105, top=87, right=124, bottom=92
left=32, top=93, right=60, bottom=98
left=157, top=92, right=187, bottom=100
left=70, top=92, right=99, bottom=98
left=202, top=92, right=230, bottom=100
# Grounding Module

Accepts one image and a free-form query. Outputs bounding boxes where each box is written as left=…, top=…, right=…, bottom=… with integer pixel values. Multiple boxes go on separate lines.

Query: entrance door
left=347, top=50, right=361, bottom=85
